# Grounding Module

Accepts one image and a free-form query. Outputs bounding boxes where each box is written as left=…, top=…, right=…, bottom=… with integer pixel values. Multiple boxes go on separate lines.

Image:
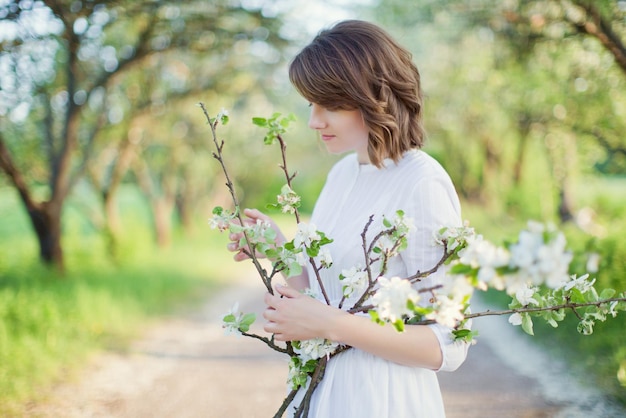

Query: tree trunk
left=153, top=197, right=174, bottom=248
left=176, top=193, right=194, bottom=236
left=1, top=137, right=65, bottom=270
left=513, top=114, right=532, bottom=186
left=28, top=201, right=64, bottom=270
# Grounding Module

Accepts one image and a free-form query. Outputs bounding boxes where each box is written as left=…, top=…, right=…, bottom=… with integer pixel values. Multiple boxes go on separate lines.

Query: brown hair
left=289, top=20, right=425, bottom=168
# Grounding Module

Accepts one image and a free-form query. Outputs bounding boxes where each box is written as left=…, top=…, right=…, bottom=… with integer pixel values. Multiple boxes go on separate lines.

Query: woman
left=228, top=20, right=469, bottom=418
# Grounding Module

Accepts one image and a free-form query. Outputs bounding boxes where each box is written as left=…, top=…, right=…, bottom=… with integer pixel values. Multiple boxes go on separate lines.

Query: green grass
left=0, top=186, right=249, bottom=415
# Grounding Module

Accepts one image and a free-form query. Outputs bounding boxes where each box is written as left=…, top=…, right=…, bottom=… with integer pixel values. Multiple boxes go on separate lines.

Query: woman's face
left=308, top=103, right=370, bottom=164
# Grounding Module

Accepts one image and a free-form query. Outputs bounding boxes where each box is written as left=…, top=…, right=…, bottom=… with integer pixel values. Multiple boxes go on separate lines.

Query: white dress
left=288, top=150, right=470, bottom=418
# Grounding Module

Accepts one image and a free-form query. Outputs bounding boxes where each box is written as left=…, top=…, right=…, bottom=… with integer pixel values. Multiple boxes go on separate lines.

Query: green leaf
left=599, top=288, right=616, bottom=300
left=229, top=224, right=244, bottom=233
left=241, top=313, right=256, bottom=329
left=264, top=227, right=277, bottom=242
left=252, top=117, right=268, bottom=127
left=449, top=264, right=477, bottom=275
left=369, top=310, right=384, bottom=325
left=521, top=313, right=534, bottom=336
left=569, top=288, right=586, bottom=304
left=393, top=319, right=405, bottom=332
left=451, top=328, right=478, bottom=343
left=222, top=314, right=236, bottom=323
left=287, top=262, right=303, bottom=278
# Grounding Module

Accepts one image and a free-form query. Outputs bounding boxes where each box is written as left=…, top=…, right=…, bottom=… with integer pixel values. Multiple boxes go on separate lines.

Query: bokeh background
left=1, top=0, right=624, bottom=415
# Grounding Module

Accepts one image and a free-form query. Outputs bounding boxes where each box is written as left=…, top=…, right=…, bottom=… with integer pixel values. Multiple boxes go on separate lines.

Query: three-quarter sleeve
left=402, top=173, right=470, bottom=372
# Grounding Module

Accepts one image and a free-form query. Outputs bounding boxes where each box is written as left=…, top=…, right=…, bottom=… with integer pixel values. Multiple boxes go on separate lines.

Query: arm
left=228, top=208, right=310, bottom=290
left=264, top=284, right=443, bottom=369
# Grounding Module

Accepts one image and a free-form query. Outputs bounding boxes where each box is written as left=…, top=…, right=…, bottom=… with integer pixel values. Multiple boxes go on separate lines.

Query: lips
left=321, top=134, right=335, bottom=141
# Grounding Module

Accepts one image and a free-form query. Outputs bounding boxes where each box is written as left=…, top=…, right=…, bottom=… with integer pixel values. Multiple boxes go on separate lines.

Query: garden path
left=30, top=275, right=625, bottom=418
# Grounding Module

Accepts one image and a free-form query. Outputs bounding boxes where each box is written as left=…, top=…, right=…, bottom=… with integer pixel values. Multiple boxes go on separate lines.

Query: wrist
left=324, top=307, right=351, bottom=342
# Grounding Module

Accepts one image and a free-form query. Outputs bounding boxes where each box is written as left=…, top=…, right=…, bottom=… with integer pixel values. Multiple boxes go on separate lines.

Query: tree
left=369, top=0, right=626, bottom=220
left=0, top=0, right=288, bottom=269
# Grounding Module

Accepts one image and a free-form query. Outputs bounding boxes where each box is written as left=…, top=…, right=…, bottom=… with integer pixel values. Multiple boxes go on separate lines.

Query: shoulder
left=327, top=153, right=359, bottom=179
left=400, top=150, right=454, bottom=184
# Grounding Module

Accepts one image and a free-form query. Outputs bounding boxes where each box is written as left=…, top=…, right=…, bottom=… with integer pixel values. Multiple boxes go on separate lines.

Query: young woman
left=228, top=20, right=470, bottom=418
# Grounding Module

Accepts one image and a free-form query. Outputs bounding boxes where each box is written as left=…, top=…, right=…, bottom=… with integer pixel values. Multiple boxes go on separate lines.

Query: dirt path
left=28, top=276, right=625, bottom=418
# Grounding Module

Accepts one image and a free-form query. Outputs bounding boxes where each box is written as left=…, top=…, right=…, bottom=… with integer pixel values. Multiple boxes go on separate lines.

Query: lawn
left=0, top=185, right=246, bottom=415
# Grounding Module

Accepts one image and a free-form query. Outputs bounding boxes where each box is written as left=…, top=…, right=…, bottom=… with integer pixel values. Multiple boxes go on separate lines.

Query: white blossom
left=295, top=251, right=308, bottom=266
left=515, top=285, right=539, bottom=306
left=458, top=235, right=510, bottom=289
left=427, top=296, right=466, bottom=328
left=440, top=276, right=474, bottom=303
left=293, top=222, right=321, bottom=249
left=509, top=313, right=523, bottom=326
left=508, top=222, right=572, bottom=290
left=340, top=265, right=368, bottom=297
left=318, top=247, right=333, bottom=268
left=216, top=107, right=229, bottom=124
left=586, top=253, right=600, bottom=273
left=433, top=222, right=476, bottom=252
left=376, top=235, right=397, bottom=254
left=274, top=246, right=302, bottom=269
left=247, top=219, right=273, bottom=241
left=208, top=209, right=235, bottom=232
left=293, top=338, right=340, bottom=362
left=222, top=302, right=243, bottom=336
left=388, top=211, right=415, bottom=234
left=562, top=273, right=596, bottom=294
left=276, top=185, right=301, bottom=214
left=371, top=277, right=420, bottom=323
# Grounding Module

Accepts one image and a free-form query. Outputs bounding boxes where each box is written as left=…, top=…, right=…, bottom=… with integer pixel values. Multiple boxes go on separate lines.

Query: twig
left=274, top=388, right=300, bottom=418
left=241, top=331, right=294, bottom=355
left=294, top=356, right=328, bottom=418
left=199, top=103, right=274, bottom=293
left=405, top=242, right=455, bottom=283
left=464, top=297, right=626, bottom=320
left=276, top=133, right=299, bottom=223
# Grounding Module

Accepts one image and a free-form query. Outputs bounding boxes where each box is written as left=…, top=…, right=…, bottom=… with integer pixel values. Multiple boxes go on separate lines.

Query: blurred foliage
left=1, top=0, right=626, bottom=410
left=0, top=184, right=256, bottom=415
left=370, top=0, right=626, bottom=206
left=0, top=0, right=291, bottom=265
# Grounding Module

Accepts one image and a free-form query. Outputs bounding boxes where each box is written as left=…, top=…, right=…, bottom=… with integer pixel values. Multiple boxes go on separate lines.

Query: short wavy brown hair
left=289, top=20, right=425, bottom=168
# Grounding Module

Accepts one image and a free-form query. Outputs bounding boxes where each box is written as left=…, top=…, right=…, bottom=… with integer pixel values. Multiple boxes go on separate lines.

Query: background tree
left=0, top=0, right=288, bottom=269
left=370, top=0, right=626, bottom=221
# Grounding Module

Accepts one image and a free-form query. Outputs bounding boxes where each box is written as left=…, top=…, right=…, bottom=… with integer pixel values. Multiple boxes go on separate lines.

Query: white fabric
left=288, top=150, right=469, bottom=418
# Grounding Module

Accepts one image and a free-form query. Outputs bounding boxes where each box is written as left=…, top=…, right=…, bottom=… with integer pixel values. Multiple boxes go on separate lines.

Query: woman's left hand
left=263, top=284, right=344, bottom=342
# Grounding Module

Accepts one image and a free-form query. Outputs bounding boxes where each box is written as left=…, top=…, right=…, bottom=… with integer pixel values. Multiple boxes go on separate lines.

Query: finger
left=233, top=251, right=249, bottom=262
left=274, top=284, right=301, bottom=299
left=243, top=208, right=269, bottom=222
left=262, top=307, right=276, bottom=321
left=264, top=291, right=279, bottom=308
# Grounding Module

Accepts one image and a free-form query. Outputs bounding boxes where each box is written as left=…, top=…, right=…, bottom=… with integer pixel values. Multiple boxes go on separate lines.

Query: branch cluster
left=201, top=106, right=626, bottom=418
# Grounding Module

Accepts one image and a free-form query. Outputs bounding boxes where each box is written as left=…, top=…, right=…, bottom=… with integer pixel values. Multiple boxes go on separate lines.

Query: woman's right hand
left=227, top=208, right=286, bottom=262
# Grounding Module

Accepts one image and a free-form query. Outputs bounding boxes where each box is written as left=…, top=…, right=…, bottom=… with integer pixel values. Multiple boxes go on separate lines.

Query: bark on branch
left=568, top=0, right=626, bottom=75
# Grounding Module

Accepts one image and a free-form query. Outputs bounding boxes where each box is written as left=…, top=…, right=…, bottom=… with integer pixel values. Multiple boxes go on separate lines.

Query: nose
left=308, top=104, right=327, bottom=130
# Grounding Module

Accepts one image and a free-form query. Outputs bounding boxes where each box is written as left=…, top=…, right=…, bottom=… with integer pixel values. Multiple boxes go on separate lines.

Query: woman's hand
left=262, top=284, right=345, bottom=342
left=227, top=208, right=286, bottom=262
